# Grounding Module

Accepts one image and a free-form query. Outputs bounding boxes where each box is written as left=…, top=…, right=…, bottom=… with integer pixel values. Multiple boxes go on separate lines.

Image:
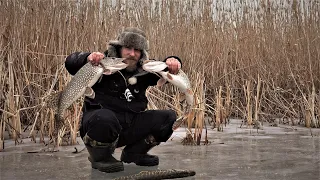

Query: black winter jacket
left=65, top=51, right=181, bottom=113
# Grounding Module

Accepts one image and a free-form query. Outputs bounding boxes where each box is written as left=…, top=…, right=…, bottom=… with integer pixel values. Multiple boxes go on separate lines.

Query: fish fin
left=167, top=73, right=173, bottom=80
left=54, top=114, right=64, bottom=131
left=84, top=87, right=95, bottom=99
left=172, top=116, right=187, bottom=130
left=133, top=70, right=149, bottom=77
left=97, top=75, right=103, bottom=83
left=53, top=113, right=65, bottom=147
left=103, top=69, right=112, bottom=75
left=157, top=78, right=167, bottom=87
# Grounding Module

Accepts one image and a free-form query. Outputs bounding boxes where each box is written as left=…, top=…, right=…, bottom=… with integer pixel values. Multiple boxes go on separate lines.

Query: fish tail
left=52, top=113, right=64, bottom=147
left=172, top=115, right=187, bottom=131
left=48, top=91, right=65, bottom=133
left=49, top=90, right=67, bottom=147
left=172, top=107, right=193, bottom=131
left=54, top=113, right=64, bottom=133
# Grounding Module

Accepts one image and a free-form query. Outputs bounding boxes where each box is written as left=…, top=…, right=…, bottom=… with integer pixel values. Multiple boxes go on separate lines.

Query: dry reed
left=0, top=0, right=319, bottom=150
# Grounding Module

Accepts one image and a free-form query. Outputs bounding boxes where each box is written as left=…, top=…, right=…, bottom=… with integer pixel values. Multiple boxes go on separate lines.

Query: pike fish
left=113, top=169, right=196, bottom=180
left=142, top=60, right=193, bottom=130
left=52, top=57, right=128, bottom=142
left=142, top=60, right=168, bottom=73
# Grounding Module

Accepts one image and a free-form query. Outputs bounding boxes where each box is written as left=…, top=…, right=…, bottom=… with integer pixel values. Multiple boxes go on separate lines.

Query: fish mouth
left=124, top=58, right=137, bottom=62
left=103, top=63, right=128, bottom=75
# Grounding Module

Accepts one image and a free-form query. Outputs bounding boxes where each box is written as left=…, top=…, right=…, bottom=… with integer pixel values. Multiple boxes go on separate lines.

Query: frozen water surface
left=1, top=120, right=319, bottom=180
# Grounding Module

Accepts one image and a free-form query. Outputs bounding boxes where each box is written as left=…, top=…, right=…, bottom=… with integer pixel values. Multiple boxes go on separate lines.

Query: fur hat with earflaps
left=107, top=27, right=149, bottom=64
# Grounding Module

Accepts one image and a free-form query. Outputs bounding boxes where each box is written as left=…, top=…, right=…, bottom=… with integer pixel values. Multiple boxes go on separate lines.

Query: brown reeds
left=186, top=72, right=206, bottom=145
left=243, top=80, right=253, bottom=127
left=215, top=86, right=223, bottom=131
left=0, top=0, right=319, bottom=150
left=214, top=85, right=232, bottom=131
left=241, top=76, right=263, bottom=128
left=305, top=85, right=318, bottom=128
left=317, top=92, right=320, bottom=126
left=254, top=76, right=262, bottom=127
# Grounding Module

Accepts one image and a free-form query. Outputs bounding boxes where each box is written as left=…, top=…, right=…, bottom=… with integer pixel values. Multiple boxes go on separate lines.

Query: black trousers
left=79, top=108, right=176, bottom=147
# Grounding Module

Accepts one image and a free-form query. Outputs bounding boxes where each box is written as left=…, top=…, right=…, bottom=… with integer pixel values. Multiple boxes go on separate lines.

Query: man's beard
left=124, top=58, right=138, bottom=72
left=125, top=64, right=138, bottom=72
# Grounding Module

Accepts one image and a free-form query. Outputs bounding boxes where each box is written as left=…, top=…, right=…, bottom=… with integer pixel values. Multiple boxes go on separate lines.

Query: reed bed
left=0, top=0, right=319, bottom=149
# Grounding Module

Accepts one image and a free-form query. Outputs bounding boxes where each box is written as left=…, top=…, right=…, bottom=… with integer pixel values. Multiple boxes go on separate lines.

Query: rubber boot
left=120, top=135, right=160, bottom=166
left=83, top=134, right=124, bottom=173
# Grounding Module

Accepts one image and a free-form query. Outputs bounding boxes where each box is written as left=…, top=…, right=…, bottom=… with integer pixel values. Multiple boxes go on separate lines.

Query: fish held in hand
left=142, top=59, right=168, bottom=73
left=142, top=60, right=194, bottom=130
left=157, top=70, right=193, bottom=107
left=158, top=70, right=194, bottom=130
left=50, top=57, right=128, bottom=145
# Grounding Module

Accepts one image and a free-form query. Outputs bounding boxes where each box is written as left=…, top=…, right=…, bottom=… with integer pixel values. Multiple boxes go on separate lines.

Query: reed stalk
left=254, top=75, right=262, bottom=126
left=244, top=80, right=253, bottom=127
left=215, top=86, right=222, bottom=131
left=0, top=118, right=4, bottom=151
left=224, top=85, right=232, bottom=125
left=317, top=92, right=320, bottom=127
left=195, top=77, right=205, bottom=145
left=0, top=0, right=319, bottom=149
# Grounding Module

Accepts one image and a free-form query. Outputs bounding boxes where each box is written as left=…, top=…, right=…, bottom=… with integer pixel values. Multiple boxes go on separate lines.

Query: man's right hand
left=87, top=52, right=105, bottom=65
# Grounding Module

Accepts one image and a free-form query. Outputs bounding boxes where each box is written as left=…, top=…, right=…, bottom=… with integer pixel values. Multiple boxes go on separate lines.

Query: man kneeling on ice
left=65, top=27, right=182, bottom=173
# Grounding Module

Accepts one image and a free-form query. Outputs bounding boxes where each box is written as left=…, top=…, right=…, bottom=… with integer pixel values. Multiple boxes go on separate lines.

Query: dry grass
left=0, top=0, right=319, bottom=149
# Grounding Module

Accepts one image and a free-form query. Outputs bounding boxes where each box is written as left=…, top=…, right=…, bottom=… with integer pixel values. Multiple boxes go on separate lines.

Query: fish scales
left=52, top=57, right=127, bottom=145
left=142, top=60, right=193, bottom=107
left=113, top=169, right=196, bottom=180
left=158, top=69, right=193, bottom=107
left=57, top=57, right=127, bottom=116
left=142, top=60, right=194, bottom=130
left=160, top=70, right=191, bottom=94
left=57, top=63, right=103, bottom=115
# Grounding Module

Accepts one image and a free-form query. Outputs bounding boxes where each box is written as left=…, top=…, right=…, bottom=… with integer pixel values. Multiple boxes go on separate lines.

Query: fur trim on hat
left=107, top=27, right=149, bottom=64
left=109, top=27, right=149, bottom=50
left=106, top=45, right=149, bottom=65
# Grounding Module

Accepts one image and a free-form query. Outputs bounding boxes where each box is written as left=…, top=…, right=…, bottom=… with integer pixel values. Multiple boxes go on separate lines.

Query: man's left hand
left=166, top=58, right=181, bottom=74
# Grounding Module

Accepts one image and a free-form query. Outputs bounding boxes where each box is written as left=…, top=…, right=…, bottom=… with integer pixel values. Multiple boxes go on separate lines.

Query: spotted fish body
left=54, top=57, right=127, bottom=141
left=142, top=60, right=194, bottom=130
left=142, top=61, right=193, bottom=106
left=158, top=70, right=194, bottom=130
left=157, top=70, right=193, bottom=107
left=113, top=169, right=196, bottom=180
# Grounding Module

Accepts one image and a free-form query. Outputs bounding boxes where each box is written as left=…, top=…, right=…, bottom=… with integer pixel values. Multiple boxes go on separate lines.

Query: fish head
left=142, top=60, right=167, bottom=73
left=100, top=57, right=128, bottom=75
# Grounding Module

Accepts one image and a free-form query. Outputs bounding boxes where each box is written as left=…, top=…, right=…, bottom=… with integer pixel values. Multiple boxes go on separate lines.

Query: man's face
left=120, top=47, right=141, bottom=72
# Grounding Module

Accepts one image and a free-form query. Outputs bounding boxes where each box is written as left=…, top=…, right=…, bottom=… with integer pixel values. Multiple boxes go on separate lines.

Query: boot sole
left=122, top=155, right=159, bottom=166
left=135, top=158, right=159, bottom=166
left=92, top=162, right=124, bottom=173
